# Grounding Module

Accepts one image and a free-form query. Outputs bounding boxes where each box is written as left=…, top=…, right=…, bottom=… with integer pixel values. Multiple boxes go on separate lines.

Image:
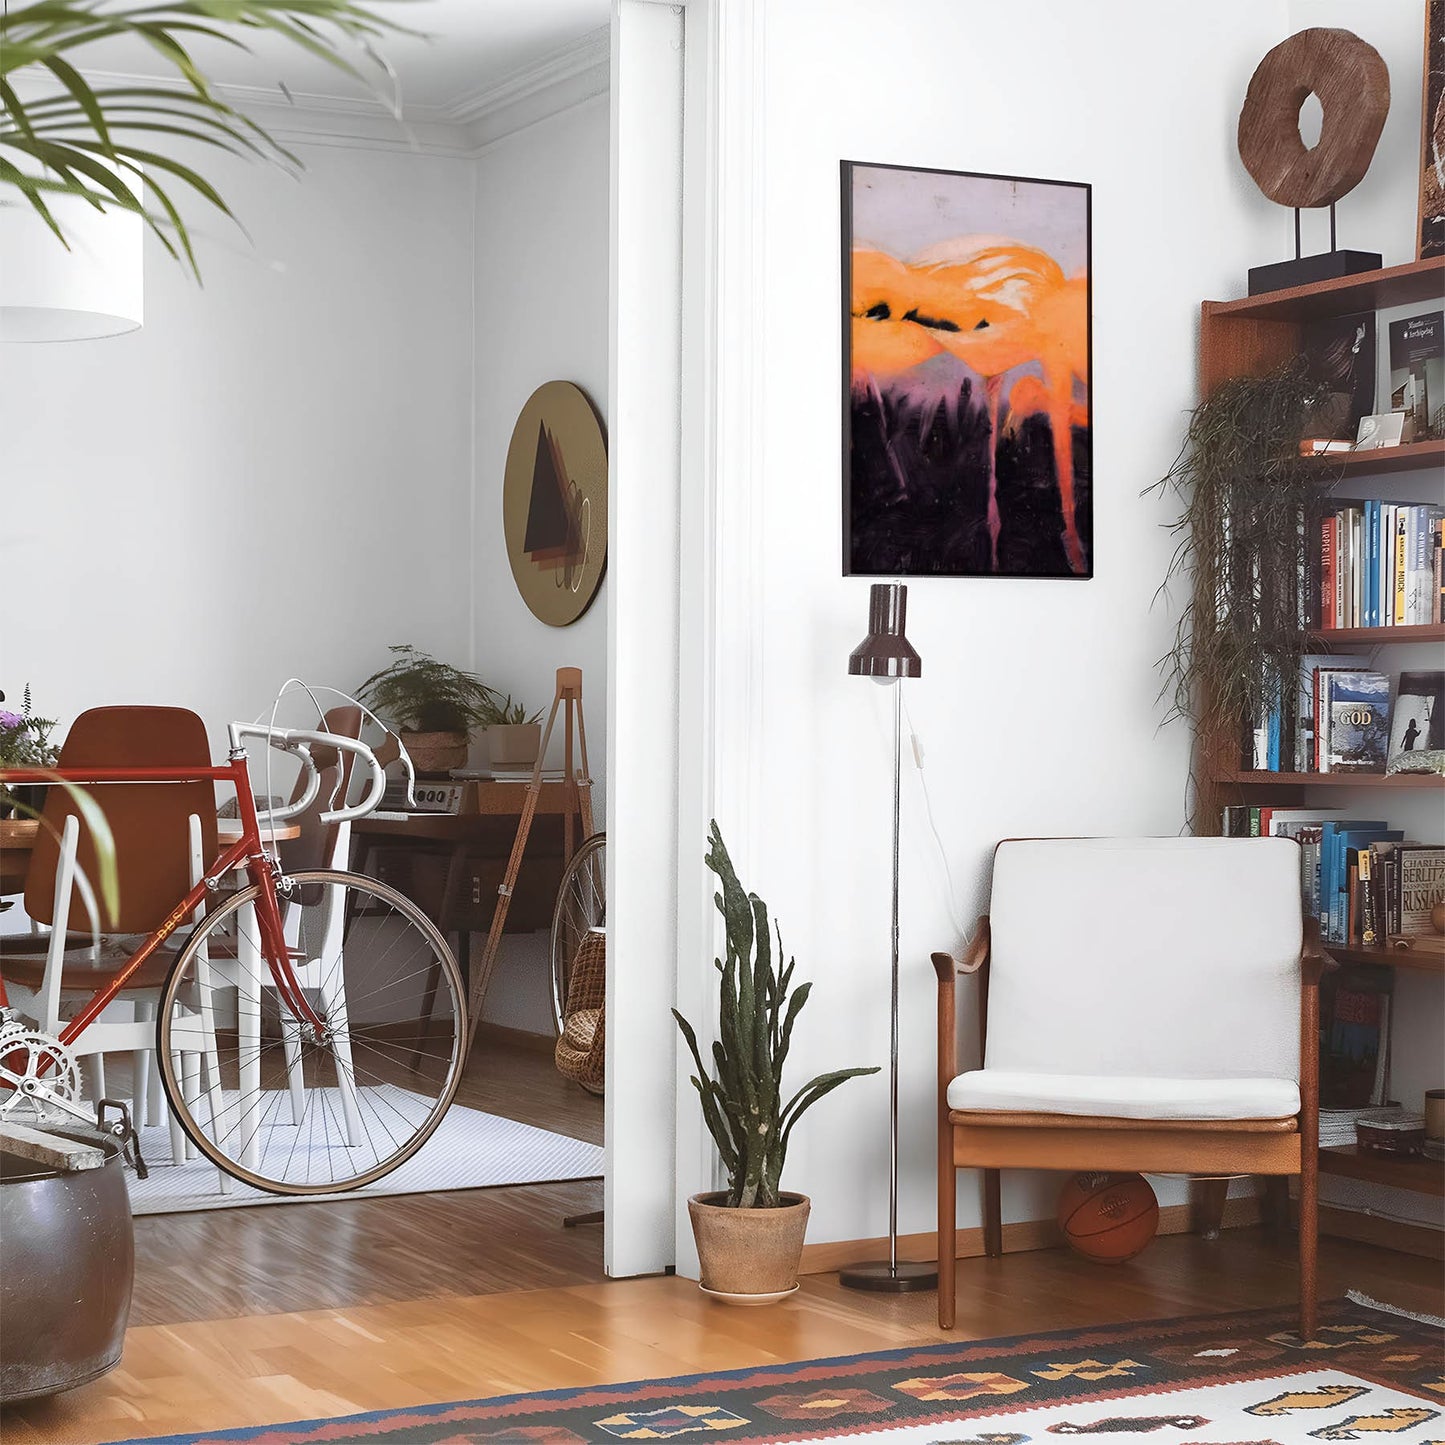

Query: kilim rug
left=105, top=1294, right=1442, bottom=1445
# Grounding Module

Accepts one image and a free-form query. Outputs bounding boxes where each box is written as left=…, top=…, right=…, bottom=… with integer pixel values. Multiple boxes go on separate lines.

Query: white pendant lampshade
left=0, top=172, right=143, bottom=342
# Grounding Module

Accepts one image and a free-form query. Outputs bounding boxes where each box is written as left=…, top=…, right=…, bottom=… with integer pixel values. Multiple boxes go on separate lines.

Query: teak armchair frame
left=932, top=914, right=1324, bottom=1339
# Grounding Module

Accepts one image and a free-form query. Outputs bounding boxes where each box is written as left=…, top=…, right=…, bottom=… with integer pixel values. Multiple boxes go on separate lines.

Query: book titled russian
left=1388, top=311, right=1444, bottom=440
left=1396, top=845, right=1445, bottom=936
left=1322, top=671, right=1391, bottom=773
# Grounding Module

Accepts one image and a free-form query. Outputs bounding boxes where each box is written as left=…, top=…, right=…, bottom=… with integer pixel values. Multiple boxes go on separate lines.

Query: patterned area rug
left=105, top=1296, right=1442, bottom=1445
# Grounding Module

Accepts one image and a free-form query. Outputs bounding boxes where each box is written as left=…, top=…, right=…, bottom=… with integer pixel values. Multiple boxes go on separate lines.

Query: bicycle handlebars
left=226, top=722, right=413, bottom=826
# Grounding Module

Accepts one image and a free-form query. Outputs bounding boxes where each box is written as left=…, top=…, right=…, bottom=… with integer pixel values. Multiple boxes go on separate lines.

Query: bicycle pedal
left=97, top=1098, right=149, bottom=1180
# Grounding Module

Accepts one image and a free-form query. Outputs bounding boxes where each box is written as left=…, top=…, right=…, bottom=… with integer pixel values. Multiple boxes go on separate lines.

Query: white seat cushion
left=947, top=1069, right=1300, bottom=1121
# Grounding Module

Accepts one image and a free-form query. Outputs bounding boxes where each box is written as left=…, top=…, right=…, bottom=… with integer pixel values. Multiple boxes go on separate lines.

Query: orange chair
left=1, top=706, right=220, bottom=1165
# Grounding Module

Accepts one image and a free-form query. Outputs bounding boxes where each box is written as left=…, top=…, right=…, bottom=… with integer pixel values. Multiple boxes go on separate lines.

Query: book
left=1302, top=311, right=1377, bottom=440
left=1386, top=670, right=1444, bottom=766
left=1388, top=311, right=1444, bottom=440
left=1321, top=671, right=1391, bottom=773
left=1319, top=966, right=1393, bottom=1109
left=1406, top=505, right=1445, bottom=623
left=1297, top=653, right=1366, bottom=772
left=1396, top=844, right=1445, bottom=935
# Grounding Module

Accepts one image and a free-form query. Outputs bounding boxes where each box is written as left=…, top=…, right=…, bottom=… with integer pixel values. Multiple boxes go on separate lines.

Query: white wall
left=0, top=143, right=475, bottom=742
left=692, top=0, right=1303, bottom=1250
left=469, top=94, right=613, bottom=1033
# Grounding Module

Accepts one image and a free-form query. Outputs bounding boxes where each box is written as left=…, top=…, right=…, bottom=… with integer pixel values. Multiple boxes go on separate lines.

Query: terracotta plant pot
left=486, top=723, right=542, bottom=769
left=687, top=1191, right=810, bottom=1303
left=401, top=730, right=469, bottom=778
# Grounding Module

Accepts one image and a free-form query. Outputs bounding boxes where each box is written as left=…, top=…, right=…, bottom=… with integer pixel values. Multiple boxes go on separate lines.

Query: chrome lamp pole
left=839, top=581, right=937, bottom=1293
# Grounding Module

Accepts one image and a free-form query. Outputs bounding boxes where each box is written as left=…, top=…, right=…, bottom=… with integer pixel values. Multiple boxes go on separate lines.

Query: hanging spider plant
left=1147, top=359, right=1338, bottom=813
left=0, top=0, right=412, bottom=278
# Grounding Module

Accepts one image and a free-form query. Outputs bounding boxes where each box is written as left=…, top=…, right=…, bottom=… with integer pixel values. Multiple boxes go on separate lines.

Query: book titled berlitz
left=1396, top=845, right=1445, bottom=936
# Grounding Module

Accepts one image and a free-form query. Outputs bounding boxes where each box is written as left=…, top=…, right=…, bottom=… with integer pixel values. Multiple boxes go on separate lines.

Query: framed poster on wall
left=842, top=161, right=1092, bottom=579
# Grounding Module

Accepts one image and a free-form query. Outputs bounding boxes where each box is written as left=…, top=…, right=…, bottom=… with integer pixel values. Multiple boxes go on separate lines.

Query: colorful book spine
left=1394, top=511, right=1408, bottom=624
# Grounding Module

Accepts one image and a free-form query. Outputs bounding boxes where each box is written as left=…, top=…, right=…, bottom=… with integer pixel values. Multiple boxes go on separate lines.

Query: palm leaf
left=0, top=0, right=415, bottom=277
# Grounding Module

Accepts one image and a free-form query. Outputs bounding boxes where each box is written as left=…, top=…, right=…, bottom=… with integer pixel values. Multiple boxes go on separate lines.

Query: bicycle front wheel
left=157, top=869, right=466, bottom=1194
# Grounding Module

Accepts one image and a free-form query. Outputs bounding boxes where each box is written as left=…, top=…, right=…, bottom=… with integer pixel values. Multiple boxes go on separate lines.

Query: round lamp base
left=837, top=1259, right=938, bottom=1293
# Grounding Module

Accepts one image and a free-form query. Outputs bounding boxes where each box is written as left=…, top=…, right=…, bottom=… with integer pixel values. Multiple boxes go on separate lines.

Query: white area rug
left=125, top=1101, right=603, bottom=1215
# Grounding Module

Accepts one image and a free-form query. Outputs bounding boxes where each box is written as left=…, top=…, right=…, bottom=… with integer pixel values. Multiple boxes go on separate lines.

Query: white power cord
left=899, top=689, right=969, bottom=941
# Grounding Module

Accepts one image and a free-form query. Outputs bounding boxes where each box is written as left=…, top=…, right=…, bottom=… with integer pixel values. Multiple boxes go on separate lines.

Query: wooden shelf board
left=1205, top=256, right=1445, bottom=322
left=1305, top=438, right=1445, bottom=478
left=1319, top=1144, right=1445, bottom=1196
left=1212, top=770, right=1445, bottom=788
left=1306, top=623, right=1445, bottom=645
left=1322, top=943, right=1445, bottom=976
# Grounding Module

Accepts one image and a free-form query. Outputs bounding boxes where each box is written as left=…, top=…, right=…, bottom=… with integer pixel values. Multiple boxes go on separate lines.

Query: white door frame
left=606, top=0, right=766, bottom=1278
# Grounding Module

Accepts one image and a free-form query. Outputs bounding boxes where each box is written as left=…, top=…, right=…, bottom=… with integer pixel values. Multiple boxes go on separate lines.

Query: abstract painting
left=843, top=162, right=1092, bottom=578
left=1421, top=0, right=1445, bottom=258
left=502, top=380, right=608, bottom=626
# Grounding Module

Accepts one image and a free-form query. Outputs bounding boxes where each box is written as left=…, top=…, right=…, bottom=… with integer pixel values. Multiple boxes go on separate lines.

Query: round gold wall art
left=502, top=381, right=608, bottom=627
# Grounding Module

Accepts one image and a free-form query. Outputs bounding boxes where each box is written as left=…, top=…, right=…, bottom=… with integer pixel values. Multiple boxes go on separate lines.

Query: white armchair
left=933, top=836, right=1321, bottom=1337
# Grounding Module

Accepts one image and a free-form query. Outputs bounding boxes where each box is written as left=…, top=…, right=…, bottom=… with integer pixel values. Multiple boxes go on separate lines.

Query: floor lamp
left=840, top=582, right=938, bottom=1293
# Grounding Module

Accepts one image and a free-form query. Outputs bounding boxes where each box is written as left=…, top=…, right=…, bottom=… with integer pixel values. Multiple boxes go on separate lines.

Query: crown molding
left=14, top=27, right=612, bottom=157
left=445, top=25, right=610, bottom=131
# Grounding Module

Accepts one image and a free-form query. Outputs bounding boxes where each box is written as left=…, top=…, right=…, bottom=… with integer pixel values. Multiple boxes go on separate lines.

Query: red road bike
left=0, top=722, right=466, bottom=1194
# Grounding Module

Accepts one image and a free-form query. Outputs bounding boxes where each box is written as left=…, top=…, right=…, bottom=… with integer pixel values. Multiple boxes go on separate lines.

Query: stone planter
left=0, top=1127, right=134, bottom=1402
left=401, top=729, right=469, bottom=778
left=486, top=723, right=542, bottom=770
left=687, top=1191, right=810, bottom=1304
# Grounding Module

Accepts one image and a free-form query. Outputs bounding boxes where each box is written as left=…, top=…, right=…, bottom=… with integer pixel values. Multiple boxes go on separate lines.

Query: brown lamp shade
left=848, top=582, right=921, bottom=680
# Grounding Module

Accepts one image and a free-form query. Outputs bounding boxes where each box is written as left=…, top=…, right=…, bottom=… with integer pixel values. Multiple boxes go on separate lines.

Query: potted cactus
left=673, top=823, right=878, bottom=1303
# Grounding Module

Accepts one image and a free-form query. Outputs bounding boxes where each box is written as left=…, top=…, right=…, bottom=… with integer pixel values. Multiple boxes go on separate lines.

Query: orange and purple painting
left=843, top=162, right=1092, bottom=578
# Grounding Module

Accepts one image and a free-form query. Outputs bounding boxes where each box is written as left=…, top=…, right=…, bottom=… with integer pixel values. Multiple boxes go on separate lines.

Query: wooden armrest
left=932, top=916, right=991, bottom=982
left=1300, top=915, right=1331, bottom=987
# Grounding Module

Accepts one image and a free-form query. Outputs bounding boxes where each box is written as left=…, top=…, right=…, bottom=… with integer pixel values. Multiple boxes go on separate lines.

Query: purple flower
left=0, top=711, right=25, bottom=730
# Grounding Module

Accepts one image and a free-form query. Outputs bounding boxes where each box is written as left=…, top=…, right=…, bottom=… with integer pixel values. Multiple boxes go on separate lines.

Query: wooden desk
left=351, top=780, right=585, bottom=987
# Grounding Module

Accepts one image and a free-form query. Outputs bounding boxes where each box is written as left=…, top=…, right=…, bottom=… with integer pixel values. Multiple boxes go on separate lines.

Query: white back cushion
left=985, top=838, right=1302, bottom=1082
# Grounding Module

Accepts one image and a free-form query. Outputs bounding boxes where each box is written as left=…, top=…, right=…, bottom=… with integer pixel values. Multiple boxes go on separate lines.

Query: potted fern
left=357, top=646, right=497, bottom=777
left=673, top=823, right=878, bottom=1303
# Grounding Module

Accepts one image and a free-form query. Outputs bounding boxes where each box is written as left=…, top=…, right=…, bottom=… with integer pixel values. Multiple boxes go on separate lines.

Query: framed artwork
left=1421, top=0, right=1445, bottom=259
left=502, top=380, right=608, bottom=626
left=842, top=161, right=1092, bottom=578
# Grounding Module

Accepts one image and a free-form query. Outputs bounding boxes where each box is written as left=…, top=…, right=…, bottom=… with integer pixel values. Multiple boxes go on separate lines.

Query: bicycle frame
left=0, top=751, right=326, bottom=1044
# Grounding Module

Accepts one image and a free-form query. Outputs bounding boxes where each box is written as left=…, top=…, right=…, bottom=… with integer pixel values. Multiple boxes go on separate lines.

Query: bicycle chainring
left=0, top=1028, right=84, bottom=1122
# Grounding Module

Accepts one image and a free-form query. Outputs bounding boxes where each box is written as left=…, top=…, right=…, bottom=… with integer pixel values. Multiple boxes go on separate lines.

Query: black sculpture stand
left=838, top=1259, right=939, bottom=1293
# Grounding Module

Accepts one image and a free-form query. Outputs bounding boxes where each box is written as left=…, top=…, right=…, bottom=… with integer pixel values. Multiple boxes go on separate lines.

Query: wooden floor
left=131, top=1026, right=606, bottom=1325
left=5, top=1230, right=1442, bottom=1445
left=5, top=1039, right=1444, bottom=1443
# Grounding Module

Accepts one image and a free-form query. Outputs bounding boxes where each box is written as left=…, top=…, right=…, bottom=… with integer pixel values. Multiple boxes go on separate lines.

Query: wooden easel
left=465, top=667, right=594, bottom=1052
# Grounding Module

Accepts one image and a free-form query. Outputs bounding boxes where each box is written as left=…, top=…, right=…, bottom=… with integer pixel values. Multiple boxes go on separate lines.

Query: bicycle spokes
left=157, top=870, right=465, bottom=1194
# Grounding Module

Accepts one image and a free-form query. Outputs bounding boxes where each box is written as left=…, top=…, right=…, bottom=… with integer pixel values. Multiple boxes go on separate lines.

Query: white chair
left=932, top=836, right=1321, bottom=1337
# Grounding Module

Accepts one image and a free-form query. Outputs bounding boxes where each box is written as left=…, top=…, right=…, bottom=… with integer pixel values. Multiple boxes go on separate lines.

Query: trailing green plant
left=357, top=646, right=497, bottom=734
left=478, top=693, right=542, bottom=727
left=0, top=0, right=409, bottom=279
left=1147, top=358, right=1336, bottom=821
left=672, top=822, right=879, bottom=1210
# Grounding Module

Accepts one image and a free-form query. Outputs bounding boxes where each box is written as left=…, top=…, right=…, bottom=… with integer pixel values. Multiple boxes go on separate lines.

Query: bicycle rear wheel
left=549, top=832, right=606, bottom=1034
left=157, top=868, right=466, bottom=1194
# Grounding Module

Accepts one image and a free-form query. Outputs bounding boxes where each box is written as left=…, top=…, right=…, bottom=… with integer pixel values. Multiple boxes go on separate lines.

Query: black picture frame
left=841, top=159, right=1094, bottom=580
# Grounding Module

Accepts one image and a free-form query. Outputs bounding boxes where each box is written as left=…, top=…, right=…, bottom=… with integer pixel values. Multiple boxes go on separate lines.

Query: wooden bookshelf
left=1306, top=623, right=1445, bottom=646
left=1319, top=1145, right=1445, bottom=1197
left=1307, top=438, right=1445, bottom=479
left=1323, top=942, right=1445, bottom=976
left=1213, top=770, right=1445, bottom=789
left=1206, top=256, right=1445, bottom=324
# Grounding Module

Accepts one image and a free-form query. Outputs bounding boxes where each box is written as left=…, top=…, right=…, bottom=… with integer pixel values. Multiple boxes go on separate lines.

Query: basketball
left=1056, top=1172, right=1159, bottom=1263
